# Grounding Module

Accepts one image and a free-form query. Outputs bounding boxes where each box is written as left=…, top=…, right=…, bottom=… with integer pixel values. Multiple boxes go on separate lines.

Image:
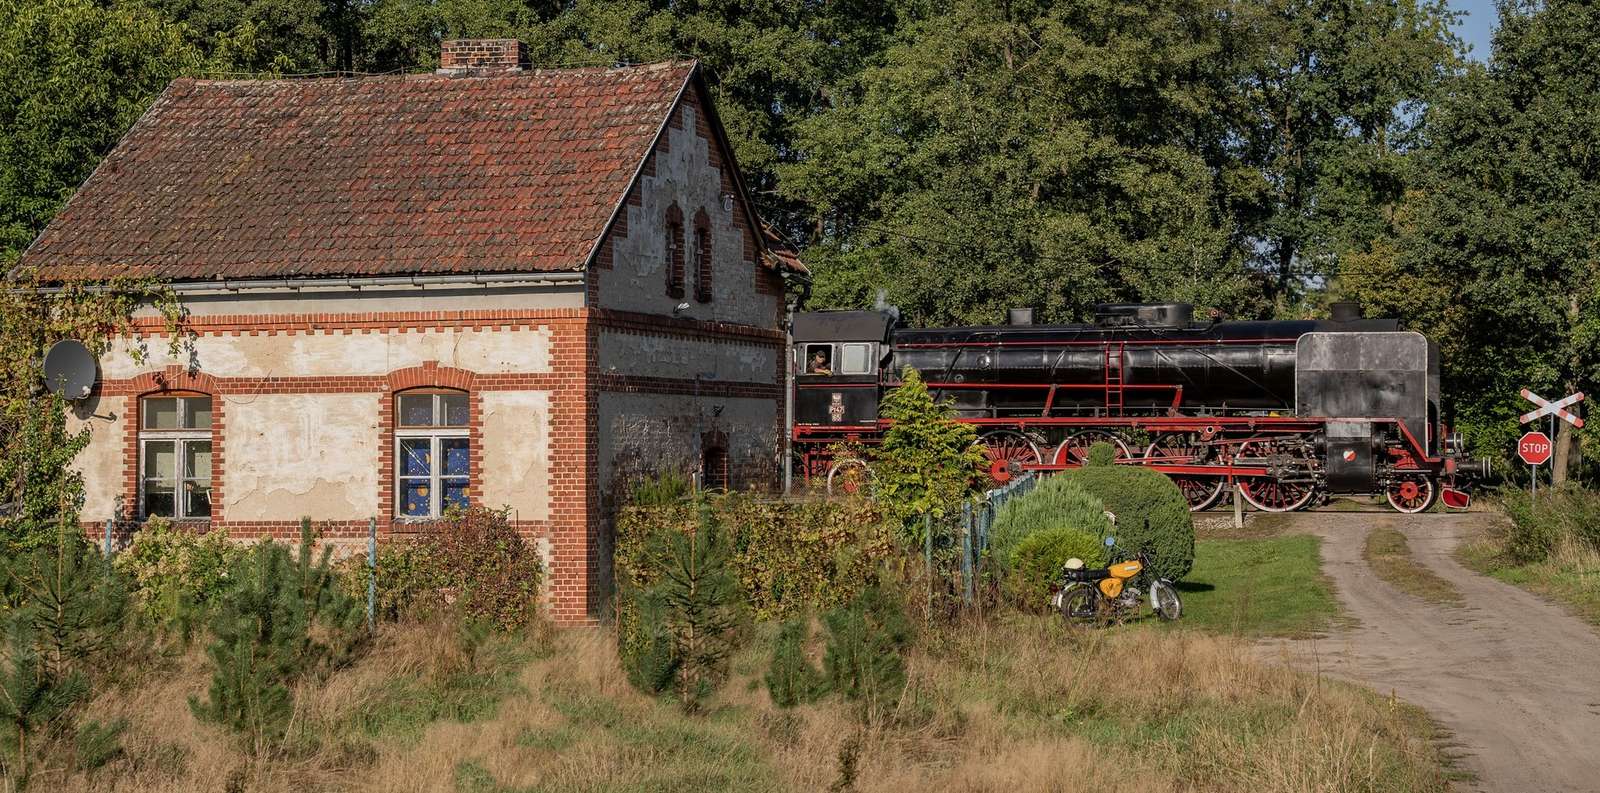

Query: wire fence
left=959, top=472, right=1037, bottom=604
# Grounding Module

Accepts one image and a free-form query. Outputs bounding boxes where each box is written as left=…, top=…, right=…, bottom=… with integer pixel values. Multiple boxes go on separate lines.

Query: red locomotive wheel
left=1235, top=439, right=1318, bottom=512
left=826, top=458, right=873, bottom=496
left=1385, top=474, right=1436, bottom=514
left=1143, top=434, right=1225, bottom=511
left=1052, top=430, right=1131, bottom=467
left=976, top=430, right=1041, bottom=484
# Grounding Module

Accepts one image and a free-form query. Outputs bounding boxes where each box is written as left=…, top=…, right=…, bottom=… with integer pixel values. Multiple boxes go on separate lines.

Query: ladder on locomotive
left=1103, top=342, right=1127, bottom=416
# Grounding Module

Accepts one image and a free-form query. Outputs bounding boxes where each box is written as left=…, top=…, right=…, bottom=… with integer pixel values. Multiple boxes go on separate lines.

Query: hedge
left=1010, top=527, right=1107, bottom=606
left=988, top=475, right=1111, bottom=571
left=1056, top=450, right=1195, bottom=581
left=615, top=494, right=892, bottom=623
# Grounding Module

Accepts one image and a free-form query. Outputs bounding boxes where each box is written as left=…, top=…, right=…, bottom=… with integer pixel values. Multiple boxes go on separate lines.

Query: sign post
left=1519, top=389, right=1584, bottom=498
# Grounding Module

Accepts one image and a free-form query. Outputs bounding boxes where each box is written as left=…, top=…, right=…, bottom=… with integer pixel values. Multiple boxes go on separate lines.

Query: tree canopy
left=5, top=0, right=1600, bottom=473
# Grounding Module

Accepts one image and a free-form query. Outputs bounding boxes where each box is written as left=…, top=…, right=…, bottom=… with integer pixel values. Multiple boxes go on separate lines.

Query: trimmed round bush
left=1010, top=527, right=1107, bottom=605
left=1086, top=441, right=1118, bottom=467
left=1057, top=464, right=1194, bottom=581
left=988, top=475, right=1110, bottom=572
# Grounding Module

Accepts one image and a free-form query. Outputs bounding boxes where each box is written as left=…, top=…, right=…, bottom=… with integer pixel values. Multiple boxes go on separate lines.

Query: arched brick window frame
left=665, top=202, right=686, bottom=299
left=122, top=367, right=224, bottom=525
left=379, top=363, right=481, bottom=527
left=692, top=208, right=712, bottom=303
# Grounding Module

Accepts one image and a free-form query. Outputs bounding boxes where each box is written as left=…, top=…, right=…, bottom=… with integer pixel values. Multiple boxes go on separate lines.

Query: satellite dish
left=43, top=339, right=97, bottom=400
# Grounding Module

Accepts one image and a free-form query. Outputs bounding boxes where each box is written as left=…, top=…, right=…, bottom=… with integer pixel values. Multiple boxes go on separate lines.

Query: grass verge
left=1364, top=527, right=1463, bottom=606
left=1458, top=530, right=1600, bottom=627
left=45, top=612, right=1448, bottom=793
left=1177, top=535, right=1343, bottom=637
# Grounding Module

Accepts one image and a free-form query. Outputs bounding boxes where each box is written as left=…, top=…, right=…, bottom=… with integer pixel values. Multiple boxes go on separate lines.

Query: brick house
left=18, top=40, right=805, bottom=624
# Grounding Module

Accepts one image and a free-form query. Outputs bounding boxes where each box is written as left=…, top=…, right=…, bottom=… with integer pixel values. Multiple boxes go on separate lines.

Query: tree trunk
left=1554, top=293, right=1582, bottom=485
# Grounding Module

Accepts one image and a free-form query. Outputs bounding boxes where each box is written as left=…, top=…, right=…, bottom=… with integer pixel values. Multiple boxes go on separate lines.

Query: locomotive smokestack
left=1329, top=301, right=1363, bottom=322
left=1007, top=308, right=1035, bottom=326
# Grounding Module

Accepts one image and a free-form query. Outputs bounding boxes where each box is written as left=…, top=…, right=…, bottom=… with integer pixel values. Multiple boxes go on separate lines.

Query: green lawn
left=1177, top=535, right=1343, bottom=637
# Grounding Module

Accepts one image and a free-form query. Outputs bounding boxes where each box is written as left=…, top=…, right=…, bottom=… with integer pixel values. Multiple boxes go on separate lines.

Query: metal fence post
left=367, top=516, right=377, bottom=631
left=960, top=502, right=974, bottom=606
left=103, top=518, right=113, bottom=556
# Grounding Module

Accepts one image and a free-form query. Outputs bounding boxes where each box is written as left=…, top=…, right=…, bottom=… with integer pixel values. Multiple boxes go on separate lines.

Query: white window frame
left=138, top=396, right=213, bottom=520
left=839, top=342, right=875, bottom=375
left=801, top=343, right=836, bottom=375
left=394, top=391, right=471, bottom=520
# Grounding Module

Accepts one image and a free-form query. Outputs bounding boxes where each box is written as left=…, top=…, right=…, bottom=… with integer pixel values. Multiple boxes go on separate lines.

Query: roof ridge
left=185, top=58, right=697, bottom=87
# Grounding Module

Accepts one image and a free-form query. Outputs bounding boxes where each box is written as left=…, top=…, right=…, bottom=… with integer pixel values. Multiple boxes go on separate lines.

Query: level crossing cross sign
left=1520, top=389, right=1585, bottom=428
left=1518, top=431, right=1554, bottom=466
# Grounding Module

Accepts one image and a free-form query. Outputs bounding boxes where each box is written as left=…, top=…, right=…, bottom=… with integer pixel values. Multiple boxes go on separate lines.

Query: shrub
left=190, top=520, right=365, bottom=754
left=1500, top=486, right=1600, bottom=563
left=988, top=475, right=1110, bottom=572
left=1009, top=527, right=1107, bottom=606
left=1057, top=464, right=1195, bottom=581
left=617, top=496, right=891, bottom=623
left=338, top=507, right=544, bottom=631
left=765, top=619, right=826, bottom=708
left=822, top=585, right=912, bottom=722
left=871, top=367, right=988, bottom=535
left=113, top=519, right=244, bottom=628
left=411, top=507, right=543, bottom=632
left=1086, top=441, right=1118, bottom=467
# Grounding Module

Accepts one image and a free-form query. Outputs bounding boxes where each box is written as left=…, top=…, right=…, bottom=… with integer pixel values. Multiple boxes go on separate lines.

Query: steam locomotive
left=791, top=302, right=1491, bottom=513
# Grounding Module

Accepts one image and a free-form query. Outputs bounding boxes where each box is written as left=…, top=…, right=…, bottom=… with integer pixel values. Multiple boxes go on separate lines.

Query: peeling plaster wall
left=102, top=326, right=553, bottom=380
left=595, top=330, right=776, bottom=383
left=67, top=395, right=126, bottom=523
left=478, top=390, right=552, bottom=522
left=595, top=393, right=778, bottom=498
left=224, top=393, right=379, bottom=522
left=593, top=98, right=781, bottom=327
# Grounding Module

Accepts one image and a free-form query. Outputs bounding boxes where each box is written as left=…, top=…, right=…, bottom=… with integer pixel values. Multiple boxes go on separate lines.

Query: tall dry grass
left=33, top=617, right=1447, bottom=793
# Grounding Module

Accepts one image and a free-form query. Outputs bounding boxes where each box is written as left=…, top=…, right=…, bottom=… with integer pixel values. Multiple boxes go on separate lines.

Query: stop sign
left=1518, top=431, right=1553, bottom=465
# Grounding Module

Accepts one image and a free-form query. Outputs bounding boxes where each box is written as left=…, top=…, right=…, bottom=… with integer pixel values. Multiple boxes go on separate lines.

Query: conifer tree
left=654, top=503, right=740, bottom=714
left=822, top=586, right=912, bottom=723
left=190, top=519, right=363, bottom=753
left=8, top=531, right=130, bottom=680
left=765, top=618, right=826, bottom=709
left=0, top=614, right=87, bottom=782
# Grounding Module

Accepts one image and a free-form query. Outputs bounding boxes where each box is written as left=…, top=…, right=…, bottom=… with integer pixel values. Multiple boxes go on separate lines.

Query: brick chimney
left=437, top=39, right=528, bottom=75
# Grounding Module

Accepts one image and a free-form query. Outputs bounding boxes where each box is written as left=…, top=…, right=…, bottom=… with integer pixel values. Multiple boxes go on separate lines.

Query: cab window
left=803, top=344, right=834, bottom=375
left=840, top=343, right=874, bottom=375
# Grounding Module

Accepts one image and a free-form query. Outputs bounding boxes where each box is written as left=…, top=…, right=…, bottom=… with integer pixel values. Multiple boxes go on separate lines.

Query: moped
left=1051, top=536, right=1182, bottom=624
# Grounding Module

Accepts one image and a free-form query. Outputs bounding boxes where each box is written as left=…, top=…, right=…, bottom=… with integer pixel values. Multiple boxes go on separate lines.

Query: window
left=840, top=343, right=875, bottom=375
left=803, top=343, right=834, bottom=375
left=665, top=204, right=686, bottom=298
left=395, top=390, right=471, bottom=519
left=693, top=211, right=712, bottom=303
left=140, top=395, right=212, bottom=519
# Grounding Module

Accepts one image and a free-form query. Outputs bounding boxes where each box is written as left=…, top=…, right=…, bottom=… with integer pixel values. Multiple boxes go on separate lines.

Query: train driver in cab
left=807, top=346, right=833, bottom=375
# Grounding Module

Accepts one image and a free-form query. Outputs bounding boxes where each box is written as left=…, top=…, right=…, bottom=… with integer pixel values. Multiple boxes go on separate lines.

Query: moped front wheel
left=1150, top=579, right=1183, bottom=621
left=1059, top=583, right=1098, bottom=622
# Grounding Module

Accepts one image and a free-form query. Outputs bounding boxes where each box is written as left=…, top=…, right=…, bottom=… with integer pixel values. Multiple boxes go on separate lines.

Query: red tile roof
left=21, top=61, right=713, bottom=281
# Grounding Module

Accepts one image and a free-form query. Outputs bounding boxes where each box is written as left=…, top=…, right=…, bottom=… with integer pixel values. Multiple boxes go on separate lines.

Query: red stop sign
left=1518, top=431, right=1553, bottom=465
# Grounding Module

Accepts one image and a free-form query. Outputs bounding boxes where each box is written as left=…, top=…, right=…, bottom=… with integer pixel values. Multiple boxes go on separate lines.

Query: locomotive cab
left=792, top=310, right=893, bottom=427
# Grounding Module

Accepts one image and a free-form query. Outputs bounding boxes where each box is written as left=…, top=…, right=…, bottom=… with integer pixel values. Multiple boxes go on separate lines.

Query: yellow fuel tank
left=1109, top=560, right=1143, bottom=579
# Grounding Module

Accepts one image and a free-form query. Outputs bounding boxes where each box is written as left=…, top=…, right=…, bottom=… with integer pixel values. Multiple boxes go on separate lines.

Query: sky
left=1449, top=0, right=1499, bottom=60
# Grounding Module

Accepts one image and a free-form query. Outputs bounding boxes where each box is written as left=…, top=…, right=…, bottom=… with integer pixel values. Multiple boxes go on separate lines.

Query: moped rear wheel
left=1150, top=580, right=1183, bottom=621
left=1059, top=584, right=1098, bottom=622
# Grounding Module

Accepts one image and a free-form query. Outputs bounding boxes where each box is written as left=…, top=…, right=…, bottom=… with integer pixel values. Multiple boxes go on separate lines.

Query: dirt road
left=1257, top=510, right=1600, bottom=793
